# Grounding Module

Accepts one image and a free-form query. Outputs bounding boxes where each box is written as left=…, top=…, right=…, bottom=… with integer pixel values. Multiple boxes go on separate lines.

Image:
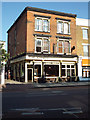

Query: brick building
left=76, top=18, right=90, bottom=80
left=7, top=7, right=78, bottom=83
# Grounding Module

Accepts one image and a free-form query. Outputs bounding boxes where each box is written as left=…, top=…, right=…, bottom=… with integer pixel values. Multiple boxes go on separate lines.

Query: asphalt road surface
left=2, top=86, right=90, bottom=119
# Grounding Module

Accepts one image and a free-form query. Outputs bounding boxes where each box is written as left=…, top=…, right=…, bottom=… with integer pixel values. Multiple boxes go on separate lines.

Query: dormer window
left=35, top=17, right=50, bottom=32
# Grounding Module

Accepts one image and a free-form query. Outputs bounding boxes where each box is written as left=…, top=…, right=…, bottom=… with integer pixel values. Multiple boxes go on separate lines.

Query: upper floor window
left=57, top=21, right=70, bottom=34
left=35, top=37, right=50, bottom=53
left=36, top=39, right=42, bottom=52
left=57, top=39, right=70, bottom=54
left=83, top=45, right=88, bottom=56
left=35, top=17, right=50, bottom=32
left=82, top=28, right=88, bottom=39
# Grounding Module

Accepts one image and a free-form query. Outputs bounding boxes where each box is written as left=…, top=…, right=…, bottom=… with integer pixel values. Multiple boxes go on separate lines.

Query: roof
left=7, top=6, right=77, bottom=33
left=10, top=52, right=78, bottom=61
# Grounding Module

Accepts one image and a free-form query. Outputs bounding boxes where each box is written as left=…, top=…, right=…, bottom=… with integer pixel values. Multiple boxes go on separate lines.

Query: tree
left=0, top=43, right=9, bottom=86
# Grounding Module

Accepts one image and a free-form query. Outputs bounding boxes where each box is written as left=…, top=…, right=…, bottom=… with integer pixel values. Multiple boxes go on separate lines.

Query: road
left=2, top=86, right=90, bottom=119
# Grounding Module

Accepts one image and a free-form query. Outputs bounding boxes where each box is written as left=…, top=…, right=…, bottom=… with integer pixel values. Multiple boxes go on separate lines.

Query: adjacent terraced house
left=7, top=7, right=78, bottom=83
left=76, top=18, right=90, bottom=80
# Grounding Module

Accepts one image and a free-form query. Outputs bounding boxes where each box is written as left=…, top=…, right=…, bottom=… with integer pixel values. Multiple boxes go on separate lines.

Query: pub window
left=44, top=65, right=59, bottom=77
left=34, top=65, right=41, bottom=77
left=61, top=64, right=75, bottom=77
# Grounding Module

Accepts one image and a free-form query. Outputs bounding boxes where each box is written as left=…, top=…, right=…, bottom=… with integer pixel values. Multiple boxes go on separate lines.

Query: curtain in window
left=43, top=39, right=49, bottom=52
left=64, top=41, right=69, bottom=53
left=58, top=41, right=63, bottom=53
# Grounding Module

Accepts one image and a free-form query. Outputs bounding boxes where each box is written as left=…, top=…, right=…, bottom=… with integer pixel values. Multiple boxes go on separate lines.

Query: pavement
left=0, top=79, right=90, bottom=92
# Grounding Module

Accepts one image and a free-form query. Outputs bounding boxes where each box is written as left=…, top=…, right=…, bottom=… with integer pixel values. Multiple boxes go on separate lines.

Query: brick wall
left=26, top=10, right=77, bottom=54
left=76, top=25, right=90, bottom=57
left=8, top=12, right=27, bottom=57
left=8, top=8, right=77, bottom=57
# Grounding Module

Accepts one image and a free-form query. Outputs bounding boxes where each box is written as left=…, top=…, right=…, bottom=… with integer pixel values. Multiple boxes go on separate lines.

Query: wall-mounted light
left=71, top=46, right=75, bottom=53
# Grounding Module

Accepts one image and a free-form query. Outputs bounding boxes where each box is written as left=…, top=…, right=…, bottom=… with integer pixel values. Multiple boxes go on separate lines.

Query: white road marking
left=11, top=108, right=39, bottom=112
left=22, top=112, right=44, bottom=115
left=62, top=108, right=83, bottom=118
left=11, top=107, right=83, bottom=118
left=51, top=91, right=63, bottom=93
left=63, top=110, right=83, bottom=114
left=42, top=88, right=51, bottom=90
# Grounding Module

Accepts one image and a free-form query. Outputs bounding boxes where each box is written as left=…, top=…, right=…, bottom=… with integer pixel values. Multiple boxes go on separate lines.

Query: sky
left=1, top=2, right=89, bottom=50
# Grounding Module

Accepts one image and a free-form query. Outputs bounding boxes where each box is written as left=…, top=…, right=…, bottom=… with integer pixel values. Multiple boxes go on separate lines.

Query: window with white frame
left=57, top=20, right=70, bottom=34
left=57, top=39, right=70, bottom=54
left=61, top=64, right=75, bottom=77
left=35, top=17, right=50, bottom=32
left=57, top=21, right=63, bottom=33
left=82, top=28, right=88, bottom=39
left=83, top=45, right=88, bottom=56
left=35, top=37, right=50, bottom=53
left=36, top=38, right=42, bottom=52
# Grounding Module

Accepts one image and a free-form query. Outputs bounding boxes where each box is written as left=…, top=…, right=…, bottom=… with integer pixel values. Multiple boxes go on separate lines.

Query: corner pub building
left=7, top=7, right=78, bottom=83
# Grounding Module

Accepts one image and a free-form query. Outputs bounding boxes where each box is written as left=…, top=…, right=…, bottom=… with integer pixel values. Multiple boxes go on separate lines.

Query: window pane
left=58, top=41, right=63, bottom=53
left=44, top=65, right=59, bottom=76
left=83, top=45, right=88, bottom=56
left=57, top=22, right=63, bottom=33
left=36, top=47, right=41, bottom=52
left=37, top=19, right=42, bottom=31
left=67, top=65, right=70, bottom=68
left=64, top=41, right=69, bottom=53
left=36, top=39, right=42, bottom=52
left=43, top=39, right=49, bottom=53
left=67, top=69, right=70, bottom=77
left=83, top=29, right=88, bottom=39
left=37, top=40, right=41, bottom=46
left=43, top=20, right=49, bottom=32
left=62, top=65, right=65, bottom=68
left=64, top=23, right=68, bottom=34
left=71, top=65, right=74, bottom=68
left=35, top=65, right=41, bottom=77
left=61, top=69, right=66, bottom=76
left=71, top=69, right=75, bottom=76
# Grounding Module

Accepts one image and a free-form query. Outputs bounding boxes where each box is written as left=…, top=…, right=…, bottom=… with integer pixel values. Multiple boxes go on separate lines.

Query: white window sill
left=83, top=38, right=88, bottom=40
left=57, top=32, right=71, bottom=35
left=35, top=29, right=50, bottom=33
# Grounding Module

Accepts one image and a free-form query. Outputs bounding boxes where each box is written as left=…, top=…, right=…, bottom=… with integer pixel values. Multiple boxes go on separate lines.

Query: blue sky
left=1, top=2, right=88, bottom=50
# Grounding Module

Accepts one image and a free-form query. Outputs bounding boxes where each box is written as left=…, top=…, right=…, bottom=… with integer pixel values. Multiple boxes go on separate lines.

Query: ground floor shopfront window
left=44, top=65, right=59, bottom=77
left=82, top=67, right=90, bottom=78
left=34, top=65, right=41, bottom=77
left=61, top=64, right=75, bottom=77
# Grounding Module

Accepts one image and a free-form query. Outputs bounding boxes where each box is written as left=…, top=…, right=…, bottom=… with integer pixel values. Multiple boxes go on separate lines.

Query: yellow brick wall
left=76, top=25, right=89, bottom=57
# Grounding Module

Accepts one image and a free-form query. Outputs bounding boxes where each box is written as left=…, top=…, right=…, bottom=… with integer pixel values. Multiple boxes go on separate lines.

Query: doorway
left=28, top=68, right=33, bottom=82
